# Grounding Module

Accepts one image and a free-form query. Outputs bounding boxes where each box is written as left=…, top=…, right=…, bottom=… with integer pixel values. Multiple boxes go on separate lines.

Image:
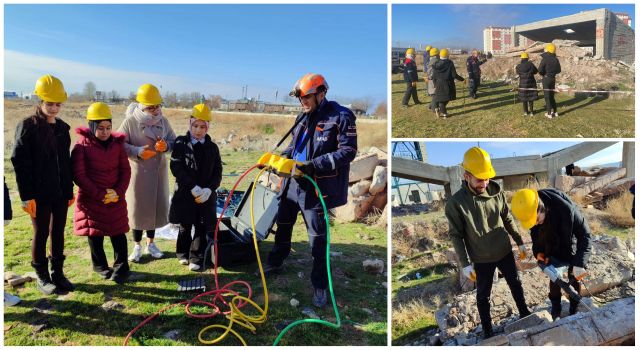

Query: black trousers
left=402, top=82, right=420, bottom=106
left=438, top=102, right=449, bottom=115
left=522, top=101, right=534, bottom=113
left=132, top=229, right=155, bottom=242
left=268, top=179, right=328, bottom=289
left=475, top=253, right=530, bottom=334
left=88, top=234, right=129, bottom=278
left=468, top=75, right=480, bottom=97
left=176, top=224, right=208, bottom=265
left=31, top=199, right=68, bottom=264
left=548, top=265, right=581, bottom=310
left=542, top=76, right=557, bottom=114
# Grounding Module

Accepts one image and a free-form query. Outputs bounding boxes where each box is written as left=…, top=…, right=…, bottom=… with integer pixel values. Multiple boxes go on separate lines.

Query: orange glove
left=102, top=189, right=119, bottom=204
left=155, top=137, right=167, bottom=152
left=573, top=267, right=588, bottom=281
left=411, top=81, right=417, bottom=88
left=68, top=196, right=75, bottom=207
left=21, top=200, right=36, bottom=218
left=139, top=145, right=157, bottom=160
left=536, top=253, right=549, bottom=264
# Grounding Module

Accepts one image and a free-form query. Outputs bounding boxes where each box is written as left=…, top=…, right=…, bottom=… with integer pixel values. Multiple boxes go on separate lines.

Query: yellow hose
left=198, top=167, right=269, bottom=345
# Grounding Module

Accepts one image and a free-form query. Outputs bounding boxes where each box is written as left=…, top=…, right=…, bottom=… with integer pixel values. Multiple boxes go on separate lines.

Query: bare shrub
left=604, top=191, right=635, bottom=228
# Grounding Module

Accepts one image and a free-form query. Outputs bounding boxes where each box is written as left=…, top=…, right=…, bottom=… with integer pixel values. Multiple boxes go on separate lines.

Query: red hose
left=123, top=164, right=260, bottom=346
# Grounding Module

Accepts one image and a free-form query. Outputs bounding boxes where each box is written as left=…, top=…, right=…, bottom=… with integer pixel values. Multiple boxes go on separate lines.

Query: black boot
left=569, top=300, right=579, bottom=315
left=550, top=297, right=562, bottom=320
left=31, top=261, right=57, bottom=295
left=49, top=256, right=75, bottom=292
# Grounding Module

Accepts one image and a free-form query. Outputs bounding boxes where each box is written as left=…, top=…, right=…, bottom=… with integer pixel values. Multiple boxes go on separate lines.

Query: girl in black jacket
left=433, top=49, right=465, bottom=118
left=11, top=75, right=75, bottom=295
left=516, top=52, right=539, bottom=116
left=169, top=104, right=222, bottom=271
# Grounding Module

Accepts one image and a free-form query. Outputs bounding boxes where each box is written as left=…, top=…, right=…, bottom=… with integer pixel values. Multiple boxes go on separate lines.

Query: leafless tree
left=83, top=81, right=97, bottom=101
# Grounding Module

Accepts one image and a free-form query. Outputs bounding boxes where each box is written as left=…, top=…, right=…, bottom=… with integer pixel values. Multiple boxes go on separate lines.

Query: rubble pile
left=428, top=234, right=635, bottom=346
left=555, top=166, right=634, bottom=204
left=480, top=40, right=634, bottom=92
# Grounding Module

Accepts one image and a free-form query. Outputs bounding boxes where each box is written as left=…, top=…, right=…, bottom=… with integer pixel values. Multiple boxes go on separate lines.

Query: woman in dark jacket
left=538, top=44, right=562, bottom=118
left=169, top=104, right=222, bottom=271
left=71, top=102, right=132, bottom=283
left=433, top=48, right=465, bottom=118
left=516, top=52, right=539, bottom=116
left=11, top=74, right=75, bottom=295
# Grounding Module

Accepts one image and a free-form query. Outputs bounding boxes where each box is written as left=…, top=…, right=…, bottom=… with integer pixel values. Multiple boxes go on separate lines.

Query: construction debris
left=480, top=40, right=634, bottom=91
left=554, top=166, right=634, bottom=205
left=431, top=234, right=634, bottom=345
left=335, top=148, right=388, bottom=223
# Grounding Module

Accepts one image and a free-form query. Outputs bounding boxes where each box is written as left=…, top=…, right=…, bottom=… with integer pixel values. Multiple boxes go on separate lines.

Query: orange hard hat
left=289, top=73, right=329, bottom=98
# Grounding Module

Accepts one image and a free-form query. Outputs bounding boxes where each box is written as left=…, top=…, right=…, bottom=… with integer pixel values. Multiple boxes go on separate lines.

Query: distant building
left=391, top=182, right=444, bottom=206
left=484, top=8, right=634, bottom=62
left=4, top=91, right=19, bottom=99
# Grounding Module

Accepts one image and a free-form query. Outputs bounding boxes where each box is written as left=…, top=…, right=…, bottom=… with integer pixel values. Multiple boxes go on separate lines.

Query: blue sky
left=393, top=4, right=635, bottom=49
left=5, top=4, right=386, bottom=106
left=394, top=141, right=623, bottom=167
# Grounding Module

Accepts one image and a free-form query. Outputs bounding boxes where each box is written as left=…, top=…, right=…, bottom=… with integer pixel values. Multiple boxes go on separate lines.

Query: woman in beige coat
left=117, top=83, right=176, bottom=263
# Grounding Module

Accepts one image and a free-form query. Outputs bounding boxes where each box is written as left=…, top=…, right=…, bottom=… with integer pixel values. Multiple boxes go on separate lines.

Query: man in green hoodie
left=445, top=146, right=531, bottom=339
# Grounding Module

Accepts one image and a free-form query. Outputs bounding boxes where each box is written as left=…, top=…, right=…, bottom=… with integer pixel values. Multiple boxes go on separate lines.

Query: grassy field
left=3, top=102, right=387, bottom=346
left=391, top=73, right=635, bottom=138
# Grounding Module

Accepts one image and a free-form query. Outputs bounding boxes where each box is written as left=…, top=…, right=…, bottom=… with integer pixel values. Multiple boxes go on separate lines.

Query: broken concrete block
left=371, top=189, right=387, bottom=211
left=350, top=180, right=372, bottom=197
left=478, top=334, right=509, bottom=346
left=4, top=272, right=18, bottom=282
left=569, top=168, right=626, bottom=197
left=348, top=153, right=379, bottom=183
left=362, top=259, right=384, bottom=274
left=530, top=317, right=601, bottom=346
left=369, top=166, right=387, bottom=195
left=503, top=310, right=552, bottom=334
left=334, top=193, right=375, bottom=223
left=506, top=329, right=531, bottom=346
left=554, top=175, right=595, bottom=192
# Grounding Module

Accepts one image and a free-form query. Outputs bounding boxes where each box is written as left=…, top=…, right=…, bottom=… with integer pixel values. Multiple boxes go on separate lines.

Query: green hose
left=272, top=174, right=341, bottom=346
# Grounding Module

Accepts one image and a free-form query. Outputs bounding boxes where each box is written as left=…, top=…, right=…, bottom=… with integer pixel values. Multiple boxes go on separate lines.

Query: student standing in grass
left=169, top=104, right=222, bottom=272
left=71, top=102, right=132, bottom=283
left=11, top=74, right=75, bottom=295
left=118, top=83, right=176, bottom=263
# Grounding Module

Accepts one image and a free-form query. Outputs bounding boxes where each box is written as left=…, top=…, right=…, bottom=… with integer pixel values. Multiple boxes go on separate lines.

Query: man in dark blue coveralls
left=265, top=73, right=357, bottom=308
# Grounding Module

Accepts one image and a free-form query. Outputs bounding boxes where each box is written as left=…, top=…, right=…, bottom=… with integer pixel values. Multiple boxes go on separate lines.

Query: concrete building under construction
left=484, top=8, right=634, bottom=62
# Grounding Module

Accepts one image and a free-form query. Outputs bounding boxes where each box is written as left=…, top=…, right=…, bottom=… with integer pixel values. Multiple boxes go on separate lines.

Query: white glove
left=555, top=265, right=568, bottom=278
left=191, top=185, right=203, bottom=198
left=573, top=266, right=588, bottom=281
left=195, top=188, right=212, bottom=204
left=462, top=265, right=476, bottom=282
left=518, top=245, right=528, bottom=261
left=543, top=265, right=559, bottom=282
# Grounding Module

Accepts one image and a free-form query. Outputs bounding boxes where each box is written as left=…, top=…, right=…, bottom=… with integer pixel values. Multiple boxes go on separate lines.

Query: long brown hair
left=30, top=103, right=58, bottom=154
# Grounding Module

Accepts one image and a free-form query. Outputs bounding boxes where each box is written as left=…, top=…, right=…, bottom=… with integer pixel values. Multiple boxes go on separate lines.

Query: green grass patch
left=4, top=151, right=387, bottom=346
left=392, top=73, right=634, bottom=138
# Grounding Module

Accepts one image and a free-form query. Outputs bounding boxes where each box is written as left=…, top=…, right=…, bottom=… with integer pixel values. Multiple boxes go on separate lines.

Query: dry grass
left=604, top=191, right=635, bottom=228
left=4, top=100, right=387, bottom=153
left=393, top=299, right=434, bottom=329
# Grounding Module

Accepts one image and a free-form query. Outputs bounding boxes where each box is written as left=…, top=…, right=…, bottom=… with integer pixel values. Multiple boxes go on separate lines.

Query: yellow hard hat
left=425, top=45, right=432, bottom=51
left=511, top=189, right=539, bottom=229
left=521, top=52, right=529, bottom=59
left=34, top=74, right=67, bottom=103
left=462, top=146, right=495, bottom=179
left=86, top=102, right=112, bottom=121
left=136, top=83, right=162, bottom=106
left=191, top=103, right=211, bottom=122
left=440, top=48, right=449, bottom=59
left=406, top=48, right=416, bottom=56
left=544, top=43, right=556, bottom=54
left=429, top=48, right=439, bottom=57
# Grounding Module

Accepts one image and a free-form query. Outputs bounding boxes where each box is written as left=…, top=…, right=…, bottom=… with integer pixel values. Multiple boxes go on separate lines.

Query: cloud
left=4, top=50, right=285, bottom=101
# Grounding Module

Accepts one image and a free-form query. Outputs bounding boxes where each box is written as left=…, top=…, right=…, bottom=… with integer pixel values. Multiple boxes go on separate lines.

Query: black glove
left=297, top=161, right=315, bottom=177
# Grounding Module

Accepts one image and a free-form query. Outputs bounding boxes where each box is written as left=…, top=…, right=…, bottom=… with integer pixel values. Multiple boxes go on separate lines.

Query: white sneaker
left=145, top=243, right=164, bottom=259
left=128, top=244, right=142, bottom=262
left=545, top=113, right=553, bottom=119
left=4, top=292, right=21, bottom=306
left=553, top=112, right=559, bottom=117
left=178, top=259, right=189, bottom=265
left=189, top=263, right=201, bottom=271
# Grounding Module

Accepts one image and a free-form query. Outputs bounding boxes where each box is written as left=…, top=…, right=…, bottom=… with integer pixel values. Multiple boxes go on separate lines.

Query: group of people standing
left=10, top=75, right=223, bottom=294
left=402, top=43, right=562, bottom=119
left=9, top=73, right=357, bottom=308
